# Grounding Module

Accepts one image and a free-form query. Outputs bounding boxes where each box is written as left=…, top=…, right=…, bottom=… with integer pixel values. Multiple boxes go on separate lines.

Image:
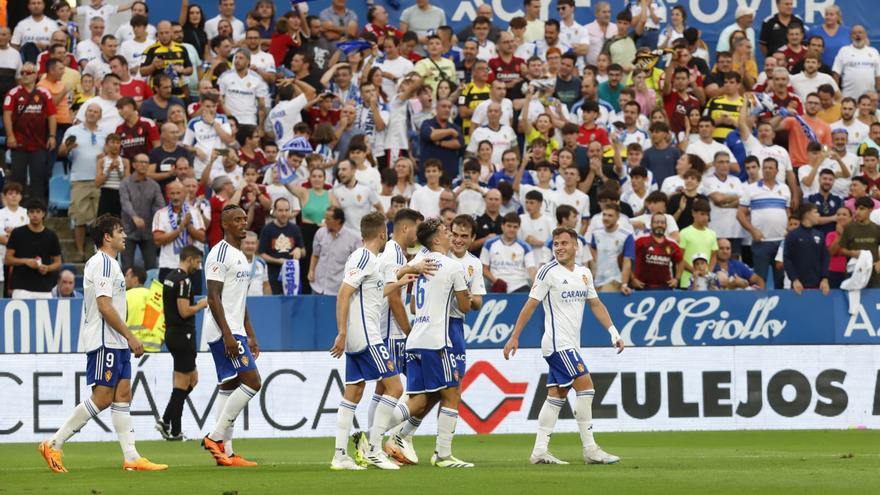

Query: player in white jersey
left=385, top=215, right=486, bottom=466
left=378, top=219, right=473, bottom=468
left=40, top=215, right=166, bottom=473
left=504, top=227, right=625, bottom=466
left=330, top=212, right=413, bottom=471
left=201, top=205, right=261, bottom=468
left=357, top=209, right=427, bottom=448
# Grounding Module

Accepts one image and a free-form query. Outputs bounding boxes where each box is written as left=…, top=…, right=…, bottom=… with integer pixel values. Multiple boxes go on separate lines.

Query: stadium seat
left=144, top=268, right=159, bottom=287
left=48, top=174, right=71, bottom=213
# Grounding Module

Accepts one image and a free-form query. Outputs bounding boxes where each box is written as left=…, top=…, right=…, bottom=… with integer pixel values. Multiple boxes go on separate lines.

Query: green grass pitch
left=3, top=430, right=877, bottom=494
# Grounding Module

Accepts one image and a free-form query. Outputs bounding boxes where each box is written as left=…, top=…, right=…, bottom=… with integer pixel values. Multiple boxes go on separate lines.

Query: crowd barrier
left=2, top=291, right=880, bottom=354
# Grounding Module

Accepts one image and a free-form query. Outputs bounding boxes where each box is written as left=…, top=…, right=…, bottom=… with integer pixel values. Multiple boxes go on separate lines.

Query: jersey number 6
left=415, top=275, right=427, bottom=309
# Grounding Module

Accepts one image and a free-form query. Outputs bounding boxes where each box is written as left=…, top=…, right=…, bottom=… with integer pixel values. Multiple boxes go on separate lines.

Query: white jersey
left=529, top=261, right=598, bottom=357
left=218, top=70, right=269, bottom=126
left=520, top=184, right=559, bottom=219
left=202, top=240, right=251, bottom=343
left=831, top=119, right=870, bottom=155
left=183, top=114, right=232, bottom=177
left=519, top=213, right=556, bottom=265
left=246, top=256, right=269, bottom=296
left=333, top=181, right=380, bottom=235
left=480, top=237, right=536, bottom=292
left=115, top=24, right=157, bottom=44
left=450, top=251, right=486, bottom=319
left=470, top=98, right=515, bottom=129
left=11, top=16, right=57, bottom=48
left=686, top=139, right=733, bottom=172
left=703, top=174, right=744, bottom=239
left=151, top=204, right=206, bottom=269
left=832, top=45, right=880, bottom=100
left=744, top=135, right=794, bottom=185
left=555, top=187, right=591, bottom=221
left=76, top=4, right=118, bottom=40
left=376, top=56, right=414, bottom=98
left=342, top=247, right=385, bottom=353
left=266, top=94, right=307, bottom=148
left=119, top=38, right=153, bottom=74
left=81, top=252, right=128, bottom=352
left=406, top=252, right=467, bottom=351
left=468, top=124, right=517, bottom=166
left=378, top=240, right=409, bottom=340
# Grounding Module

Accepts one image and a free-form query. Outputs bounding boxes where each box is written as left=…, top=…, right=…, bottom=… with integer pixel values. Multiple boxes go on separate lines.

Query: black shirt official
left=163, top=268, right=195, bottom=333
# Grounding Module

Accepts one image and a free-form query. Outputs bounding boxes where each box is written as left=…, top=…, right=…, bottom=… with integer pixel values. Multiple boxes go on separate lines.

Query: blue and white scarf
left=279, top=259, right=301, bottom=296
left=168, top=202, right=189, bottom=254
left=276, top=137, right=314, bottom=185
left=778, top=107, right=818, bottom=143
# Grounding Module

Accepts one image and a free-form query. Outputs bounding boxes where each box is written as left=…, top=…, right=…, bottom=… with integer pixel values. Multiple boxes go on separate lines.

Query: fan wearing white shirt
left=629, top=191, right=680, bottom=241
left=791, top=52, right=840, bottom=101
left=265, top=81, right=314, bottom=148
left=241, top=28, right=276, bottom=85
left=333, top=160, right=384, bottom=235
left=620, top=166, right=651, bottom=216
left=467, top=102, right=517, bottom=166
left=685, top=117, right=737, bottom=175
left=452, top=161, right=488, bottom=216
left=182, top=94, right=234, bottom=178
left=831, top=25, right=880, bottom=100
left=798, top=141, right=851, bottom=198
left=555, top=166, right=591, bottom=233
left=13, top=0, right=64, bottom=51
left=376, top=37, right=414, bottom=98
left=348, top=142, right=382, bottom=195
left=737, top=110, right=800, bottom=200
left=481, top=212, right=538, bottom=293
left=205, top=0, right=246, bottom=42
left=516, top=162, right=559, bottom=219
left=831, top=98, right=870, bottom=155
left=218, top=49, right=268, bottom=127
left=556, top=0, right=589, bottom=64
left=118, top=15, right=153, bottom=77
left=470, top=80, right=514, bottom=130
left=76, top=0, right=135, bottom=41
left=519, top=190, right=557, bottom=265
left=75, top=17, right=105, bottom=67
left=114, top=2, right=156, bottom=43
left=409, top=161, right=445, bottom=220
left=703, top=152, right=745, bottom=249
left=588, top=203, right=636, bottom=294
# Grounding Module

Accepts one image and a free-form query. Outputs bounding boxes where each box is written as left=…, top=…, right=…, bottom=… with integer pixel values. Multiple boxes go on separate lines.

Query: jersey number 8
left=415, top=275, right=427, bottom=309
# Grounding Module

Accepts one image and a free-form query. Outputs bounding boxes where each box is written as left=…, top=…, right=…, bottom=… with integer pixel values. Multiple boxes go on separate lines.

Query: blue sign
left=146, top=0, right=880, bottom=60
left=2, top=290, right=878, bottom=353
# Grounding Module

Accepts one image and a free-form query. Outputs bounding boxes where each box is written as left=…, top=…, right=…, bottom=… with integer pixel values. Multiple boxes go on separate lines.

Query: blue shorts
left=544, top=349, right=589, bottom=388
left=86, top=347, right=132, bottom=387
left=345, top=343, right=398, bottom=384
left=209, top=335, right=258, bottom=384
left=448, top=318, right=467, bottom=379
left=385, top=337, right=407, bottom=376
left=405, top=348, right=458, bottom=394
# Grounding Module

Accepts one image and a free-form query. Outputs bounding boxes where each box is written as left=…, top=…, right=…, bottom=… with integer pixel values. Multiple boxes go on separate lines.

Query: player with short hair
left=353, top=208, right=428, bottom=462
left=504, top=227, right=625, bottom=465
left=201, top=205, right=262, bottom=467
left=381, top=218, right=473, bottom=468
left=39, top=215, right=167, bottom=472
left=330, top=212, right=412, bottom=471
left=156, top=245, right=208, bottom=441
left=386, top=215, right=486, bottom=465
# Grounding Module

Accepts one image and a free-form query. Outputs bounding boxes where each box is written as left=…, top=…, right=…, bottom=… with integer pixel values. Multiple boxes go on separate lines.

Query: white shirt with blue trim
left=342, top=247, right=385, bottom=353
left=480, top=236, right=537, bottom=292
left=529, top=261, right=598, bottom=357
left=379, top=240, right=409, bottom=340
left=81, top=251, right=128, bottom=352
left=202, top=240, right=251, bottom=343
left=406, top=251, right=467, bottom=350
left=739, top=180, right=791, bottom=242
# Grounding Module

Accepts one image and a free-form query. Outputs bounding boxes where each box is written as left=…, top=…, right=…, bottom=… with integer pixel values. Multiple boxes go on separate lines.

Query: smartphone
left=65, top=135, right=77, bottom=145
left=612, top=121, right=627, bottom=131
left=218, top=148, right=230, bottom=157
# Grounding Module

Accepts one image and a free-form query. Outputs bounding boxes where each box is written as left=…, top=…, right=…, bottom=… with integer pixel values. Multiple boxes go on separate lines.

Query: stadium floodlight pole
left=503, top=226, right=624, bottom=465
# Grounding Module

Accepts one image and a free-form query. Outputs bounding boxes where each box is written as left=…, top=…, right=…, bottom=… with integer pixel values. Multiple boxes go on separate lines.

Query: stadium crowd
left=2, top=0, right=880, bottom=299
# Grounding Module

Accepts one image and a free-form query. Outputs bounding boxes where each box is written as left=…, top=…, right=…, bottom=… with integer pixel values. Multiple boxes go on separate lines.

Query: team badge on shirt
left=242, top=355, right=249, bottom=366
left=105, top=370, right=112, bottom=381
left=356, top=195, right=363, bottom=202
left=582, top=275, right=589, bottom=285
left=467, top=265, right=474, bottom=278
left=577, top=363, right=585, bottom=372
left=511, top=253, right=517, bottom=260
left=388, top=360, right=395, bottom=371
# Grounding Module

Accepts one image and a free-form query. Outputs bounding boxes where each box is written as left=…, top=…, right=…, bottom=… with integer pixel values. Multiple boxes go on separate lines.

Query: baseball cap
left=735, top=6, right=755, bottom=19
left=692, top=252, right=709, bottom=263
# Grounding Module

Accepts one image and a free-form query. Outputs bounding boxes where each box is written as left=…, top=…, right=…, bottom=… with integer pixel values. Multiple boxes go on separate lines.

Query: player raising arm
left=330, top=212, right=414, bottom=471
left=201, top=205, right=262, bottom=468
left=504, top=227, right=624, bottom=466
left=40, top=215, right=167, bottom=472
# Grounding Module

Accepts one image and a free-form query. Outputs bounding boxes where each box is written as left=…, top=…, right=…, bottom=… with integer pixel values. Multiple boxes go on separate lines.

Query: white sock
left=366, top=394, right=381, bottom=431
left=209, top=384, right=256, bottom=449
left=574, top=390, right=596, bottom=449
left=369, top=395, right=397, bottom=450
left=435, top=407, right=458, bottom=459
left=335, top=399, right=357, bottom=455
left=389, top=402, right=411, bottom=430
left=399, top=416, right=422, bottom=439
left=533, top=396, right=565, bottom=455
left=50, top=397, right=101, bottom=449
left=111, top=402, right=141, bottom=463
left=214, top=389, right=235, bottom=455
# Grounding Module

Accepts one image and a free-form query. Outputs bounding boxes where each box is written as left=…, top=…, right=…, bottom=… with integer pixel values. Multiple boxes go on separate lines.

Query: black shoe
left=167, top=433, right=188, bottom=442
left=155, top=419, right=172, bottom=440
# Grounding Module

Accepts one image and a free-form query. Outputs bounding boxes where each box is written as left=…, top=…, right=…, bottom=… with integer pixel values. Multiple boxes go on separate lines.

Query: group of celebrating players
left=36, top=204, right=625, bottom=473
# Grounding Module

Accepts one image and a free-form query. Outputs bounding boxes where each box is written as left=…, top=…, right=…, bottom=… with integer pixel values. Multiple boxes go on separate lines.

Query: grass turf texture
left=3, top=430, right=876, bottom=494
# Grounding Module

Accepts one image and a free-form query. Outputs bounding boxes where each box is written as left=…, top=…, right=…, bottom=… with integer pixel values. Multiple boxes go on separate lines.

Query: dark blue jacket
left=783, top=225, right=830, bottom=288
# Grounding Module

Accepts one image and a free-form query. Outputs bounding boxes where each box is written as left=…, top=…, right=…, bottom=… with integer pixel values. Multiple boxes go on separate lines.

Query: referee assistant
left=157, top=245, right=207, bottom=440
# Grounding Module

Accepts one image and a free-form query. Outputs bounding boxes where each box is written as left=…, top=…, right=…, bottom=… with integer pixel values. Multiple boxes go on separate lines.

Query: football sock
left=399, top=416, right=422, bottom=439
left=436, top=407, right=458, bottom=458
left=390, top=402, right=411, bottom=430
left=163, top=388, right=188, bottom=435
left=369, top=395, right=397, bottom=450
left=367, top=394, right=381, bottom=430
left=335, top=399, right=358, bottom=455
left=50, top=397, right=101, bottom=449
left=214, top=389, right=233, bottom=455
left=533, top=396, right=565, bottom=455
left=209, top=384, right=256, bottom=449
left=574, top=390, right=597, bottom=449
left=111, top=402, right=141, bottom=462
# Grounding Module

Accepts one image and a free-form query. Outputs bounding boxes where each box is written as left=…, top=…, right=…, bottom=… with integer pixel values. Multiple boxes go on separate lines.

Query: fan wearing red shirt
left=632, top=213, right=684, bottom=289
left=115, top=96, right=160, bottom=161
left=206, top=176, right=243, bottom=247
left=576, top=101, right=610, bottom=148
left=307, top=93, right=341, bottom=127
left=362, top=5, right=402, bottom=45
left=488, top=32, right=525, bottom=92
left=111, top=55, right=153, bottom=106
left=776, top=24, right=808, bottom=71
left=3, top=63, right=57, bottom=201
left=663, top=66, right=702, bottom=136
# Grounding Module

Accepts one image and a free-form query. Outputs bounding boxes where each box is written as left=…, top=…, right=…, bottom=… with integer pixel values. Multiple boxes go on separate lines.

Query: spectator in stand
left=825, top=206, right=852, bottom=288
left=149, top=122, right=192, bottom=191
left=95, top=133, right=129, bottom=216
left=738, top=98, right=800, bottom=205
left=308, top=206, right=360, bottom=296
left=778, top=92, right=833, bottom=168
left=481, top=212, right=536, bottom=293
left=205, top=175, right=242, bottom=247
left=738, top=157, right=792, bottom=288
left=845, top=176, right=880, bottom=212
left=419, top=98, right=464, bottom=180
left=641, top=121, right=681, bottom=190
left=82, top=34, right=118, bottom=82
left=588, top=202, right=635, bottom=294
left=518, top=190, right=555, bottom=265
left=704, top=151, right=745, bottom=253
left=12, top=0, right=57, bottom=58
left=668, top=169, right=708, bottom=230
left=152, top=180, right=206, bottom=287
left=833, top=196, right=880, bottom=288
left=783, top=203, right=831, bottom=295
left=319, top=0, right=358, bottom=43
left=686, top=117, right=735, bottom=172
left=4, top=198, right=61, bottom=299
left=60, top=102, right=106, bottom=261
left=714, top=238, right=764, bottom=289
left=139, top=73, right=186, bottom=124
left=585, top=2, right=617, bottom=66
left=473, top=188, right=503, bottom=254
left=37, top=58, right=73, bottom=143
left=110, top=55, right=152, bottom=107
left=259, top=197, right=306, bottom=295
left=777, top=24, right=808, bottom=72
left=0, top=182, right=29, bottom=297
left=0, top=29, right=23, bottom=99
left=120, top=153, right=164, bottom=270
left=678, top=199, right=718, bottom=288
left=759, top=0, right=804, bottom=56
left=115, top=96, right=159, bottom=162
left=632, top=212, right=684, bottom=290
left=410, top=159, right=445, bottom=219
left=182, top=93, right=233, bottom=178
left=75, top=73, right=124, bottom=133
left=50, top=268, right=82, bottom=298
left=241, top=231, right=271, bottom=296
left=3, top=62, right=56, bottom=203
left=333, top=159, right=383, bottom=235
left=831, top=25, right=880, bottom=101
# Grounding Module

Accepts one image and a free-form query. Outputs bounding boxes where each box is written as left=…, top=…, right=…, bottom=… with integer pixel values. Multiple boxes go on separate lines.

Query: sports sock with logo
left=435, top=407, right=458, bottom=458
left=335, top=399, right=358, bottom=455
left=50, top=397, right=101, bottom=449
left=574, top=390, right=597, bottom=449
left=209, top=384, right=256, bottom=451
left=111, top=402, right=141, bottom=462
left=533, top=396, right=565, bottom=455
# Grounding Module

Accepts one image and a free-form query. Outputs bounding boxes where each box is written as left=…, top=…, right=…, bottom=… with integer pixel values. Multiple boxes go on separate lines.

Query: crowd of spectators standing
left=2, top=0, right=880, bottom=298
